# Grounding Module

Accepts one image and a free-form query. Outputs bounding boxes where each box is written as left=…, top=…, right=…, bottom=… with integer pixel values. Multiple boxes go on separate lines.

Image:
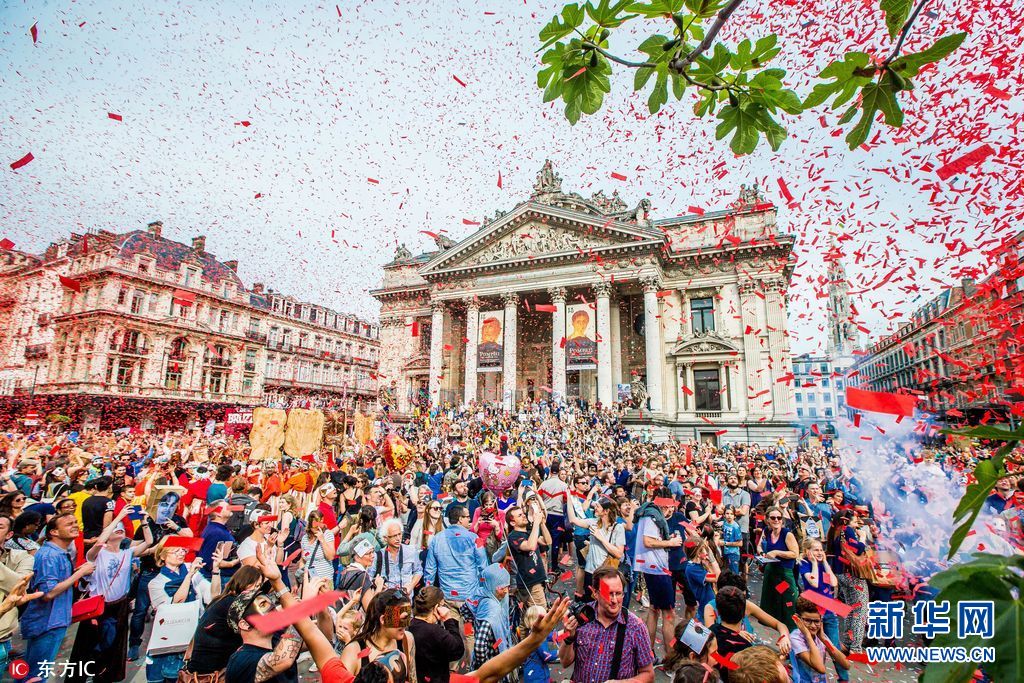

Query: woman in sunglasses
left=340, top=588, right=416, bottom=683
left=409, top=499, right=445, bottom=565
left=757, top=506, right=800, bottom=628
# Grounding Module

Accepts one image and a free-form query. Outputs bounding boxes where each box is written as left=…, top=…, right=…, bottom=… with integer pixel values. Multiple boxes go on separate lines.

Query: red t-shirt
left=319, top=658, right=354, bottom=683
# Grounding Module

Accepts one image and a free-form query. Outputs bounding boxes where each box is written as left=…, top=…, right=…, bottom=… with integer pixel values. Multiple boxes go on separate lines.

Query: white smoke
left=834, top=411, right=1012, bottom=579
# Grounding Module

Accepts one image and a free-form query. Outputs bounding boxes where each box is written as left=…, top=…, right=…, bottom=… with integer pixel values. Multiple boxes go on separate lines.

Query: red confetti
left=776, top=177, right=794, bottom=203
left=711, top=651, right=739, bottom=670
left=367, top=178, right=379, bottom=184
left=935, top=143, right=995, bottom=180
left=983, top=85, right=1011, bottom=100
left=846, top=387, right=916, bottom=417
left=30, top=23, right=37, bottom=44
left=775, top=580, right=790, bottom=593
left=0, top=238, right=14, bottom=250
left=610, top=172, right=627, bottom=181
left=108, top=112, right=123, bottom=122
left=58, top=275, right=81, bottom=293
left=453, top=75, right=467, bottom=87
left=9, top=152, right=34, bottom=171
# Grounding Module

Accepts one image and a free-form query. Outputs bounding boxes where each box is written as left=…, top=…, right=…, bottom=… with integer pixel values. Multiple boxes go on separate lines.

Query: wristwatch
left=274, top=586, right=290, bottom=599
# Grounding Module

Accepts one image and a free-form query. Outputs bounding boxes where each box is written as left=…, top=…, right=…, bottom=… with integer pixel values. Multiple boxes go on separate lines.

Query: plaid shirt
left=571, top=608, right=654, bottom=683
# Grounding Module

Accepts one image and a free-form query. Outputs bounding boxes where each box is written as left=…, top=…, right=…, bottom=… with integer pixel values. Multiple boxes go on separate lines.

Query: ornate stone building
left=373, top=161, right=799, bottom=444
left=0, top=222, right=379, bottom=429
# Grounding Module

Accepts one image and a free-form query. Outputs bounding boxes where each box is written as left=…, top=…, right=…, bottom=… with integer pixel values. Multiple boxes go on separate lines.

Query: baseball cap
left=353, top=539, right=375, bottom=557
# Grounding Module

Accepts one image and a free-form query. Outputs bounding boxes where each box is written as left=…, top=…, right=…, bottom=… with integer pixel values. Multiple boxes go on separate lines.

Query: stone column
left=502, top=292, right=519, bottom=412
left=594, top=282, right=613, bottom=406
left=549, top=287, right=567, bottom=403
left=765, top=279, right=795, bottom=415
left=611, top=300, right=623, bottom=390
left=464, top=299, right=479, bottom=405
left=429, top=300, right=445, bottom=405
left=738, top=281, right=763, bottom=421
left=685, top=363, right=695, bottom=412
left=641, top=276, right=664, bottom=412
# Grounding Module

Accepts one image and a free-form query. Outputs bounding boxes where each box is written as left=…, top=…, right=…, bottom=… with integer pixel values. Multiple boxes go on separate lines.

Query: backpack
left=226, top=495, right=259, bottom=535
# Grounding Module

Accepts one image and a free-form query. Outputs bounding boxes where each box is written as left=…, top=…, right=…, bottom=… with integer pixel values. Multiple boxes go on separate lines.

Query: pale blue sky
left=1, top=0, right=1019, bottom=353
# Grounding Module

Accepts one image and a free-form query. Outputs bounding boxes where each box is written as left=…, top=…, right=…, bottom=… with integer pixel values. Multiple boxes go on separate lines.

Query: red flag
left=846, top=387, right=916, bottom=417
left=58, top=275, right=81, bottom=293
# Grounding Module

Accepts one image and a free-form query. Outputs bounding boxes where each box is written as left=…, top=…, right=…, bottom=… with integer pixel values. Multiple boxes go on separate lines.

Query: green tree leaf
left=879, top=0, right=911, bottom=39
left=585, top=0, right=637, bottom=27
left=626, top=0, right=685, bottom=18
left=539, top=4, right=585, bottom=50
left=890, top=32, right=968, bottom=77
left=947, top=442, right=1010, bottom=558
left=924, top=558, right=1024, bottom=683
left=844, top=74, right=903, bottom=149
left=716, top=102, right=761, bottom=154
left=538, top=43, right=569, bottom=102
left=802, top=52, right=873, bottom=110
left=683, top=0, right=726, bottom=18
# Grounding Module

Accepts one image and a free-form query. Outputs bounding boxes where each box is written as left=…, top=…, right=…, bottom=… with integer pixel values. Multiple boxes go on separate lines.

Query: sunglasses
left=768, top=515, right=783, bottom=520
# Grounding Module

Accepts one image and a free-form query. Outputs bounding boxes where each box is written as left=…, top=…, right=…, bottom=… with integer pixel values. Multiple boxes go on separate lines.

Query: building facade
left=853, top=231, right=1024, bottom=424
left=373, top=161, right=799, bottom=445
left=791, top=354, right=847, bottom=437
left=0, top=222, right=379, bottom=430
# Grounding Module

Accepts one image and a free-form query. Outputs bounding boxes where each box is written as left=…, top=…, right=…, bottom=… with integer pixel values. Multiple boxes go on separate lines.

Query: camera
left=567, top=599, right=596, bottom=625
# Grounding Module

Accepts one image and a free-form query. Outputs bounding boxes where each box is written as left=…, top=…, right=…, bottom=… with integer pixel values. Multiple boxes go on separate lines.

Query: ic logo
left=8, top=659, right=29, bottom=679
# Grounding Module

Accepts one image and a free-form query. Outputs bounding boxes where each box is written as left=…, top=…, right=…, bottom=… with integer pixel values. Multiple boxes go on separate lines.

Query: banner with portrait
left=477, top=310, right=504, bottom=372
left=565, top=303, right=597, bottom=370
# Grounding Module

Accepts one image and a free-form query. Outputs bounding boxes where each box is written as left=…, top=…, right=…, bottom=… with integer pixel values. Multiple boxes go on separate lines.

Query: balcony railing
left=24, top=344, right=49, bottom=359
left=209, top=357, right=233, bottom=368
left=35, top=382, right=260, bottom=404
left=246, top=330, right=268, bottom=343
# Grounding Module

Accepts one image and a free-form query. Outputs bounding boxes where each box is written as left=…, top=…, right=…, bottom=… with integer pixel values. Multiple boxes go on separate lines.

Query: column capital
left=640, top=275, right=662, bottom=293
left=430, top=299, right=447, bottom=314
left=738, top=281, right=761, bottom=295
left=592, top=281, right=613, bottom=298
left=547, top=287, right=567, bottom=304
left=462, top=296, right=480, bottom=312
left=501, top=292, right=520, bottom=307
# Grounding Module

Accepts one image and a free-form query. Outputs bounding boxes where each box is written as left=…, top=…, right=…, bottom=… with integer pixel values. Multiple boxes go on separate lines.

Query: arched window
left=165, top=337, right=190, bottom=390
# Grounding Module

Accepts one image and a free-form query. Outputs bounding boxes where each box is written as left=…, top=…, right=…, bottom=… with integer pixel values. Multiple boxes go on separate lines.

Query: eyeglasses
left=800, top=617, right=821, bottom=624
left=767, top=515, right=783, bottom=521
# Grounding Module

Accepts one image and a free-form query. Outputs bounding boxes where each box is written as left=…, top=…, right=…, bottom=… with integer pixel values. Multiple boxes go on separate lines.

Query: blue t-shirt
left=722, top=521, right=742, bottom=557
left=684, top=563, right=715, bottom=614
left=198, top=521, right=235, bottom=579
left=799, top=559, right=835, bottom=600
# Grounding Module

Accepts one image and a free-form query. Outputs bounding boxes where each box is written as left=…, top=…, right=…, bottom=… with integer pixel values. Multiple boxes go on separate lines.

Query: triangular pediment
left=671, top=331, right=741, bottom=356
left=420, top=202, right=664, bottom=277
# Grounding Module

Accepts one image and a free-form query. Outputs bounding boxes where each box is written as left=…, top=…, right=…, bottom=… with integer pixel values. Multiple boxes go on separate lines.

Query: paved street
left=28, top=572, right=920, bottom=683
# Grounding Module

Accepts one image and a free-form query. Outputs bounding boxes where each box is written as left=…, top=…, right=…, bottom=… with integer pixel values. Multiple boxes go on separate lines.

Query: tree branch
left=883, top=0, right=931, bottom=65
left=669, top=0, right=746, bottom=74
left=582, top=41, right=654, bottom=69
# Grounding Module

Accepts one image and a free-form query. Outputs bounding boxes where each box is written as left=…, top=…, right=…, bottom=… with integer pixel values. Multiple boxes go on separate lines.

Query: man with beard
left=721, top=473, right=751, bottom=577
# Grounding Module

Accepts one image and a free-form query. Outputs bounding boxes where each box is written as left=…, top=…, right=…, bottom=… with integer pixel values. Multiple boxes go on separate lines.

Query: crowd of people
left=0, top=399, right=1019, bottom=683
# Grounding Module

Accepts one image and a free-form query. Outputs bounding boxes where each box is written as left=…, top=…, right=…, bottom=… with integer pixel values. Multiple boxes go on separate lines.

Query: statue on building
left=433, top=233, right=456, bottom=250
left=629, top=370, right=649, bottom=410
left=532, top=159, right=563, bottom=196
left=393, top=243, right=412, bottom=261
left=737, top=183, right=765, bottom=206
left=613, top=198, right=652, bottom=228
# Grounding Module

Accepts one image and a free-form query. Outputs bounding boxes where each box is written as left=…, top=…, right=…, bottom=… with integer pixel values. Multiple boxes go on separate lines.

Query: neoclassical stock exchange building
left=373, top=162, right=798, bottom=444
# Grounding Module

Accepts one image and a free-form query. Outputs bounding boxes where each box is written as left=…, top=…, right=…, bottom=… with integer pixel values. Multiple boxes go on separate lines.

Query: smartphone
left=523, top=479, right=534, bottom=488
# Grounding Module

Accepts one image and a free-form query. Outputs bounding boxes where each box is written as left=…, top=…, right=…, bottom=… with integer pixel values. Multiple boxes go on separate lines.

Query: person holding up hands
left=789, top=597, right=850, bottom=683
left=20, top=513, right=96, bottom=683
left=147, top=538, right=221, bottom=682
left=67, top=504, right=154, bottom=682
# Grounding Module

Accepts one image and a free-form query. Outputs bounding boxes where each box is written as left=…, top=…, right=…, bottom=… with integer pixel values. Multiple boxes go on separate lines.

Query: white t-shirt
left=538, top=478, right=568, bottom=514
left=237, top=536, right=259, bottom=562
left=634, top=517, right=669, bottom=575
left=89, top=547, right=133, bottom=601
left=585, top=523, right=626, bottom=573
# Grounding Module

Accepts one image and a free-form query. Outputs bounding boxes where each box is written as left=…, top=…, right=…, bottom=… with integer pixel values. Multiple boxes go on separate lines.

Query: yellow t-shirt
left=69, top=490, right=91, bottom=526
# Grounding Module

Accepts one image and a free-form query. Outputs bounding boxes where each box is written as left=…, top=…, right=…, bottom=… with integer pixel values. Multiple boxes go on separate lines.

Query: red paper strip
left=453, top=75, right=467, bottom=87
left=846, top=387, right=916, bottom=417
left=610, top=172, right=627, bottom=181
left=799, top=590, right=854, bottom=618
left=163, top=536, right=203, bottom=551
left=776, top=177, right=794, bottom=203
left=653, top=497, right=678, bottom=508
left=711, top=651, right=739, bottom=670
left=9, top=152, right=34, bottom=170
left=0, top=238, right=14, bottom=250
left=534, top=304, right=557, bottom=313
left=247, top=590, right=343, bottom=633
left=30, top=23, right=38, bottom=44
left=687, top=206, right=705, bottom=216
left=935, top=144, right=995, bottom=181
left=108, top=112, right=123, bottom=121
left=708, top=489, right=722, bottom=505
left=983, top=85, right=1011, bottom=101
left=774, top=580, right=790, bottom=594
